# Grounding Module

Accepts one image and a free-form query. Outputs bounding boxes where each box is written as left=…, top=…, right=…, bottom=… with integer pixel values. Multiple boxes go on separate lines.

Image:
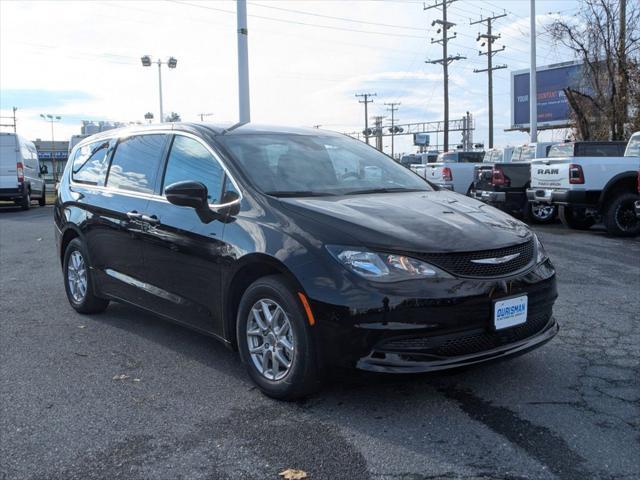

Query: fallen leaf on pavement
left=279, top=469, right=308, bottom=480
left=78, top=325, right=86, bottom=329
left=112, top=374, right=129, bottom=381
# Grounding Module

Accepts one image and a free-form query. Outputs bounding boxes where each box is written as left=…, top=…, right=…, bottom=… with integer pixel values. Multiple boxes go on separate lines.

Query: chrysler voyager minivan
left=55, top=123, right=558, bottom=399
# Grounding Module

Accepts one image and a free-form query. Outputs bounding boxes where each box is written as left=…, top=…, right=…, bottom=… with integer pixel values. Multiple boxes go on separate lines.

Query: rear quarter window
left=72, top=140, right=112, bottom=185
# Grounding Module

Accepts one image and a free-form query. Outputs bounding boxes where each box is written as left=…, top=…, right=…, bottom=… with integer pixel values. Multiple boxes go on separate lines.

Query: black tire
left=63, top=238, right=109, bottom=314
left=603, top=192, right=640, bottom=237
left=20, top=190, right=31, bottom=210
left=559, top=205, right=595, bottom=230
left=525, top=202, right=557, bottom=224
left=38, top=185, right=46, bottom=206
left=236, top=275, right=321, bottom=400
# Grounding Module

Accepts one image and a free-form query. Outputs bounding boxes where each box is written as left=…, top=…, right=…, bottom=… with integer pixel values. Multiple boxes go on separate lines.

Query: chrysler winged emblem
left=471, top=253, right=520, bottom=265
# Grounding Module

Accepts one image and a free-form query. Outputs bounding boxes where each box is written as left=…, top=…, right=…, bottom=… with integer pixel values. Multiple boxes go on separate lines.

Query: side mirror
left=165, top=181, right=240, bottom=223
left=165, top=181, right=209, bottom=210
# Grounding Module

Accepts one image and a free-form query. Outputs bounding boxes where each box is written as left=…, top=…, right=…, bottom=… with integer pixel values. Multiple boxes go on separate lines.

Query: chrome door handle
left=126, top=211, right=143, bottom=220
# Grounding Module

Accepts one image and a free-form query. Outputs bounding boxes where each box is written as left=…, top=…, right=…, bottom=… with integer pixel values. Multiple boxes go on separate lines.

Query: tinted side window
left=581, top=143, right=622, bottom=157
left=72, top=140, right=111, bottom=185
left=107, top=134, right=166, bottom=194
left=163, top=135, right=224, bottom=204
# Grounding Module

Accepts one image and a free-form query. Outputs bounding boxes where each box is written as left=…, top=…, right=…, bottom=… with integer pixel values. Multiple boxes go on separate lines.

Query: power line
left=471, top=12, right=508, bottom=149
left=169, top=0, right=425, bottom=39
left=248, top=1, right=426, bottom=32
left=355, top=93, right=376, bottom=145
left=425, top=0, right=465, bottom=152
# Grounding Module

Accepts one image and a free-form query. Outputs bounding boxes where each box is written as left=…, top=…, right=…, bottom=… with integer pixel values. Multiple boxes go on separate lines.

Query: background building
left=34, top=139, right=68, bottom=185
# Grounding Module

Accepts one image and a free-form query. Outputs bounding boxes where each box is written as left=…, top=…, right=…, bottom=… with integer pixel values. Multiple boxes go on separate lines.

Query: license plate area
left=493, top=294, right=528, bottom=330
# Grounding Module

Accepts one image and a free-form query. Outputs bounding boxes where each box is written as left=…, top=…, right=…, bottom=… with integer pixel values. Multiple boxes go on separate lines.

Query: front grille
left=415, top=239, right=534, bottom=278
left=377, top=312, right=550, bottom=357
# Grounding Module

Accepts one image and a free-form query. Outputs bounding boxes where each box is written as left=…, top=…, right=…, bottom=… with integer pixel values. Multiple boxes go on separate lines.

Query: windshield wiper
left=265, top=190, right=336, bottom=197
left=344, top=187, right=424, bottom=195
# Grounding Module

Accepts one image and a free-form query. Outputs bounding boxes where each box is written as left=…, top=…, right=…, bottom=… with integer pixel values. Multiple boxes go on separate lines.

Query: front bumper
left=358, top=316, right=558, bottom=373
left=307, top=260, right=558, bottom=372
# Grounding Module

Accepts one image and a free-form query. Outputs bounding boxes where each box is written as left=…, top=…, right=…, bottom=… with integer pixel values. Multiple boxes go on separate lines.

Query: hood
left=277, top=190, right=531, bottom=253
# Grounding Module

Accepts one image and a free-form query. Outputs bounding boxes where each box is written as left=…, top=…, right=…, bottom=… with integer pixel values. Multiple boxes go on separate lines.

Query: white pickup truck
left=411, top=150, right=485, bottom=194
left=527, top=132, right=640, bottom=236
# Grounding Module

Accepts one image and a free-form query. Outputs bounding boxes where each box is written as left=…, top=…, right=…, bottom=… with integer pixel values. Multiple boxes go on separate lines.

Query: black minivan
left=55, top=123, right=558, bottom=399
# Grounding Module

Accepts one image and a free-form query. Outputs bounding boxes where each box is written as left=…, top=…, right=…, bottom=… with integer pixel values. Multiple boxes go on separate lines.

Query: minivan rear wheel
left=63, top=238, right=109, bottom=314
left=236, top=275, right=321, bottom=400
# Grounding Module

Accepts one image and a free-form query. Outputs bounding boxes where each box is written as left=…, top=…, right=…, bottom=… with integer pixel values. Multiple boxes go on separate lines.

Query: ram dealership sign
left=511, top=61, right=584, bottom=131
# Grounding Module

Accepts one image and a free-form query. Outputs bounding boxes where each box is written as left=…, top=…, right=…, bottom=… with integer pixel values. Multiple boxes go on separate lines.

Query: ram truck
left=470, top=142, right=556, bottom=223
left=527, top=134, right=639, bottom=236
left=412, top=150, right=485, bottom=194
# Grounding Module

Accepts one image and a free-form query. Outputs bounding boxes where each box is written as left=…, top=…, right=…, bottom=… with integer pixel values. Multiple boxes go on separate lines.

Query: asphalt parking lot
left=1, top=205, right=638, bottom=480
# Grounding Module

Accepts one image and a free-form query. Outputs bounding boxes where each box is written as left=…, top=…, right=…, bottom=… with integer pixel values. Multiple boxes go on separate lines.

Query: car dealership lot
left=1, top=206, right=638, bottom=480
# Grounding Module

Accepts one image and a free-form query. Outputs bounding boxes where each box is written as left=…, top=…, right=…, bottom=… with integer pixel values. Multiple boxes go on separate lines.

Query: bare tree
left=548, top=0, right=640, bottom=140
left=164, top=112, right=181, bottom=123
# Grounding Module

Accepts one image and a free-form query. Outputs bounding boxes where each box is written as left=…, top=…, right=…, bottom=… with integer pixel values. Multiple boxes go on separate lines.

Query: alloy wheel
left=67, top=250, right=88, bottom=302
left=532, top=204, right=555, bottom=220
left=616, top=202, right=638, bottom=232
left=246, top=299, right=294, bottom=381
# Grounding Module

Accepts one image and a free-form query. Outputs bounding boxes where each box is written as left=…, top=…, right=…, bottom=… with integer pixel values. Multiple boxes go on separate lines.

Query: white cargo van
left=0, top=133, right=47, bottom=209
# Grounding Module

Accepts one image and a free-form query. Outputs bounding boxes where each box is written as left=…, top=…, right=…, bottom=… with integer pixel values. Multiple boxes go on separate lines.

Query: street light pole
left=157, top=59, right=164, bottom=122
left=237, top=0, right=251, bottom=123
left=40, top=114, right=61, bottom=183
left=141, top=56, right=177, bottom=123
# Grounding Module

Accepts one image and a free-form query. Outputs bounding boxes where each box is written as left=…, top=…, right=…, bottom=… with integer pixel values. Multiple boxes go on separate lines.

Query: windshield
left=548, top=143, right=574, bottom=158
left=519, top=145, right=537, bottom=161
left=218, top=134, right=432, bottom=196
left=625, top=135, right=640, bottom=157
left=484, top=150, right=501, bottom=162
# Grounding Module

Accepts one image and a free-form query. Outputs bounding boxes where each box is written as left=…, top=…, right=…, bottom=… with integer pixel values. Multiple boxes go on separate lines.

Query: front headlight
left=534, top=233, right=548, bottom=264
left=326, top=246, right=453, bottom=282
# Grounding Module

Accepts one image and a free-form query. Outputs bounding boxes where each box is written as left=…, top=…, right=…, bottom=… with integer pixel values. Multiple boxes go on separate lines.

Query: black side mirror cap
left=40, top=165, right=48, bottom=174
left=165, top=181, right=209, bottom=210
left=165, top=181, right=240, bottom=223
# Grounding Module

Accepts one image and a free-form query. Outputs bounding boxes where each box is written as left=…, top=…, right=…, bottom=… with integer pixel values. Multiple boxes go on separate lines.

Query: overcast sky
left=0, top=0, right=580, bottom=154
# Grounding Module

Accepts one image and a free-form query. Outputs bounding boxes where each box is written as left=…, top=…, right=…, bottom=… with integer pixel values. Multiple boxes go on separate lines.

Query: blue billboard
left=511, top=61, right=584, bottom=130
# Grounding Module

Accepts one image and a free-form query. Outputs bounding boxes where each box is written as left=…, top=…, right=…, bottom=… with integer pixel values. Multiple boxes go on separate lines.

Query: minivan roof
left=72, top=122, right=344, bottom=150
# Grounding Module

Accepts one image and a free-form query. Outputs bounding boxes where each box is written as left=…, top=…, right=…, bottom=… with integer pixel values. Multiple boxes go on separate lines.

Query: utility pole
left=617, top=0, right=627, bottom=139
left=0, top=107, right=17, bottom=133
left=425, top=0, right=465, bottom=152
left=384, top=102, right=400, bottom=158
left=529, top=0, right=537, bottom=142
left=355, top=93, right=376, bottom=144
left=471, top=13, right=507, bottom=149
left=373, top=116, right=385, bottom=152
left=237, top=0, right=251, bottom=123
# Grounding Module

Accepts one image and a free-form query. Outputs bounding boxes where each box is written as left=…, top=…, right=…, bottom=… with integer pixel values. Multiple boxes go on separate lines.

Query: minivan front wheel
left=237, top=275, right=320, bottom=400
left=63, top=238, right=109, bottom=314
